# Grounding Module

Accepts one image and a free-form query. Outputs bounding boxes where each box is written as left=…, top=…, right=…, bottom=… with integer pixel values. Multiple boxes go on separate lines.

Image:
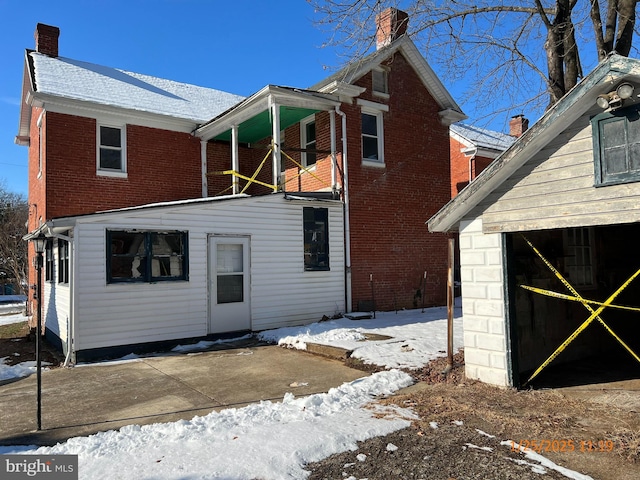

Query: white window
left=372, top=68, right=389, bottom=96
left=301, top=116, right=317, bottom=168
left=97, top=123, right=127, bottom=176
left=361, top=109, right=385, bottom=165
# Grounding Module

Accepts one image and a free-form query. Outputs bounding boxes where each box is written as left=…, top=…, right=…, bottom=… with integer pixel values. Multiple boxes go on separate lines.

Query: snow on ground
left=259, top=304, right=464, bottom=370
left=0, top=302, right=593, bottom=479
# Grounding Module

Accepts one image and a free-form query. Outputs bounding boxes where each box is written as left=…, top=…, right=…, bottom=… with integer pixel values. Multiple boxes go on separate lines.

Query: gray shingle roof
left=450, top=123, right=515, bottom=151
left=30, top=52, right=245, bottom=123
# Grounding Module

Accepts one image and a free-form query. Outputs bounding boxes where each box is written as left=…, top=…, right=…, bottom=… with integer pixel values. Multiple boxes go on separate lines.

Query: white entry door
left=209, top=236, right=251, bottom=333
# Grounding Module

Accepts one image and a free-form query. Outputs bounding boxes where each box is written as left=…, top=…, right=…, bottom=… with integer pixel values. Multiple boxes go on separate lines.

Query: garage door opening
left=506, top=223, right=640, bottom=388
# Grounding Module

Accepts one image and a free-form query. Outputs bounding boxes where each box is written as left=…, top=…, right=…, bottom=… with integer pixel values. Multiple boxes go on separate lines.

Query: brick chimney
left=375, top=8, right=409, bottom=49
left=35, top=23, right=60, bottom=57
left=509, top=114, right=529, bottom=137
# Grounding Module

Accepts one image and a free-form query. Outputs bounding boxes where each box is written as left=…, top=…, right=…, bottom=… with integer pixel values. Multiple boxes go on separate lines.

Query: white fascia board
left=356, top=98, right=390, bottom=112
left=16, top=57, right=34, bottom=142
left=28, top=92, right=199, bottom=133
left=450, top=129, right=473, bottom=150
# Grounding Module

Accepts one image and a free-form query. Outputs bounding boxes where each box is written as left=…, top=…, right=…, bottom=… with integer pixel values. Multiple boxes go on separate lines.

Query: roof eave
left=428, top=54, right=640, bottom=233
left=16, top=51, right=35, bottom=145
left=195, top=85, right=341, bottom=141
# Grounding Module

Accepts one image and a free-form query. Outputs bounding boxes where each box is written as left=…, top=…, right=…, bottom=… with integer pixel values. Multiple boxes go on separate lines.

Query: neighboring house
left=18, top=9, right=465, bottom=361
left=449, top=119, right=521, bottom=197
left=429, top=54, right=640, bottom=388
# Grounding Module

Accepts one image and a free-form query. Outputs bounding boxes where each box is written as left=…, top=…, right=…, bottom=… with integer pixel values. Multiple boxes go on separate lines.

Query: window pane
left=100, top=148, right=122, bottom=170
left=373, top=70, right=388, bottom=93
left=109, top=232, right=145, bottom=281
left=151, top=233, right=185, bottom=278
left=100, top=126, right=121, bottom=148
left=362, top=113, right=378, bottom=136
left=305, top=122, right=316, bottom=143
left=303, top=207, right=329, bottom=270
left=602, top=119, right=626, bottom=149
left=362, top=136, right=379, bottom=160
left=604, top=146, right=627, bottom=175
left=217, top=275, right=244, bottom=303
left=217, top=244, right=243, bottom=273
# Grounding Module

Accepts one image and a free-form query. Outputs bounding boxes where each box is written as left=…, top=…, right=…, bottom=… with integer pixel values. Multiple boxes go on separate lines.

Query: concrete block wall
left=459, top=217, right=510, bottom=386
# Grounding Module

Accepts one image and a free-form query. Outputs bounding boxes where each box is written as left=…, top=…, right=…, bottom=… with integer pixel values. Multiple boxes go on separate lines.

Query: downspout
left=329, top=110, right=337, bottom=195
left=465, top=146, right=478, bottom=183
left=200, top=140, right=208, bottom=198
left=44, top=226, right=76, bottom=366
left=336, top=106, right=352, bottom=312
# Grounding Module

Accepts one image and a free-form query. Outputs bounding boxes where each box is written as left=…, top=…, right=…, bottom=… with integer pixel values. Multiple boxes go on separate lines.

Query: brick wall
left=345, top=53, right=451, bottom=310
left=459, top=217, right=510, bottom=386
left=42, top=112, right=202, bottom=218
left=450, top=136, right=494, bottom=197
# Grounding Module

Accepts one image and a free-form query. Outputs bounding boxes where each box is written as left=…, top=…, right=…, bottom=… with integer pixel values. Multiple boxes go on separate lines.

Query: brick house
left=449, top=119, right=522, bottom=197
left=17, top=10, right=465, bottom=359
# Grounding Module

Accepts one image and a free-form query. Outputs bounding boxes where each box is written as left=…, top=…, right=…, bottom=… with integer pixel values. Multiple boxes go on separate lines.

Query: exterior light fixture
left=616, top=82, right=635, bottom=100
left=596, top=82, right=636, bottom=110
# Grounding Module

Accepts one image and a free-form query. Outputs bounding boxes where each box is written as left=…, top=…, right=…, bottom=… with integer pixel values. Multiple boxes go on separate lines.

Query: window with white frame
left=564, top=227, right=595, bottom=288
left=361, top=109, right=384, bottom=164
left=301, top=116, right=317, bottom=168
left=98, top=124, right=126, bottom=175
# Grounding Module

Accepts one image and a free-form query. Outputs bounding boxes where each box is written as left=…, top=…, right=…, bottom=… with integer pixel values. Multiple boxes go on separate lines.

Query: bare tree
left=311, top=0, right=639, bottom=125
left=0, top=182, right=28, bottom=295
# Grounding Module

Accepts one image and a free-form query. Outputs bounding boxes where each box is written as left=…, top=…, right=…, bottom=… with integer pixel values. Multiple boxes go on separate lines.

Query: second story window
left=98, top=124, right=127, bottom=176
left=361, top=110, right=384, bottom=164
left=301, top=116, right=317, bottom=168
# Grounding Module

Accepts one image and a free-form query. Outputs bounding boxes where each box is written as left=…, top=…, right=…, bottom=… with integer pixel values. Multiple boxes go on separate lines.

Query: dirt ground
left=2, top=324, right=638, bottom=479
left=308, top=352, right=640, bottom=480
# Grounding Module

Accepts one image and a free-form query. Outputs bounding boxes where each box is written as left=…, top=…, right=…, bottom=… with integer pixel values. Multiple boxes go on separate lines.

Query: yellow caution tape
left=519, top=284, right=640, bottom=312
left=520, top=235, right=640, bottom=386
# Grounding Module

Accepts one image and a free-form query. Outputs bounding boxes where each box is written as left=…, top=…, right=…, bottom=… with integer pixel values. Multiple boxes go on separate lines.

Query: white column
left=231, top=125, right=239, bottom=195
left=270, top=97, right=281, bottom=192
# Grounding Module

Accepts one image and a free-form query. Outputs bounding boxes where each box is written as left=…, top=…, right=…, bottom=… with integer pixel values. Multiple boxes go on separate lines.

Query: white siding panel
left=479, top=115, right=640, bottom=232
left=71, top=195, right=345, bottom=351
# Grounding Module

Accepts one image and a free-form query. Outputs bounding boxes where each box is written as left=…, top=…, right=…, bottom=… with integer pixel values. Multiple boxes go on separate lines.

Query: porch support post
left=231, top=125, right=239, bottom=195
left=200, top=140, right=208, bottom=198
left=270, top=97, right=281, bottom=192
left=329, top=110, right=337, bottom=195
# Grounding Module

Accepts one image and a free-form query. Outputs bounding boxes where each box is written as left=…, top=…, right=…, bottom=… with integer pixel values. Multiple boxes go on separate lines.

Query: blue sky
left=0, top=0, right=473, bottom=198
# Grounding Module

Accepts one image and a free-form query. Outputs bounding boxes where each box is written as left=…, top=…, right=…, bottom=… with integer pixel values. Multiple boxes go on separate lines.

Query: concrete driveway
left=0, top=339, right=363, bottom=446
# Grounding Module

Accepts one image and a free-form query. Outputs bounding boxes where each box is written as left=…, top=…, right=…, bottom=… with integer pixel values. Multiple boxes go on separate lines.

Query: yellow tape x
left=520, top=235, right=640, bottom=387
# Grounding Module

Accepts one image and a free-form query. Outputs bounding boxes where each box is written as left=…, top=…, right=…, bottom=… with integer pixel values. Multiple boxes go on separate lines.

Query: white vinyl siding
left=474, top=113, right=640, bottom=233
left=69, top=195, right=345, bottom=351
left=42, top=239, right=71, bottom=351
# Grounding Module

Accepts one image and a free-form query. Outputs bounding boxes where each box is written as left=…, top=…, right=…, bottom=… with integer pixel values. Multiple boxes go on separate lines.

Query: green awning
left=213, top=106, right=319, bottom=143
